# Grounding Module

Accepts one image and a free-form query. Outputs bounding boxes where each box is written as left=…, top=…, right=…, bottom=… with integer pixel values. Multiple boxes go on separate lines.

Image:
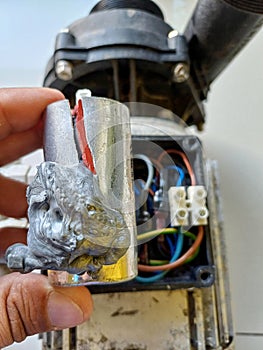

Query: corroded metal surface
left=77, top=290, right=191, bottom=350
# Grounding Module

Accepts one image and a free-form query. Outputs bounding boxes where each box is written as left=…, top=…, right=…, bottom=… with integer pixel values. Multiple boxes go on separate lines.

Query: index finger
left=0, top=88, right=64, bottom=140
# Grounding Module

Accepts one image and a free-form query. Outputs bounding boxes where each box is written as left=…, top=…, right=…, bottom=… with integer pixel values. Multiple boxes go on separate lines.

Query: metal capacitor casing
left=44, top=99, right=79, bottom=166
left=44, top=97, right=137, bottom=285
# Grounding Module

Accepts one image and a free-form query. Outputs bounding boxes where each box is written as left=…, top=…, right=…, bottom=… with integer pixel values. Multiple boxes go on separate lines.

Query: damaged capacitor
left=6, top=96, right=137, bottom=285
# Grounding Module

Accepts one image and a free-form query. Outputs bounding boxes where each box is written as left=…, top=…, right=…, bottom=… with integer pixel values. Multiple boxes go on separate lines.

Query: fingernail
left=48, top=292, right=84, bottom=329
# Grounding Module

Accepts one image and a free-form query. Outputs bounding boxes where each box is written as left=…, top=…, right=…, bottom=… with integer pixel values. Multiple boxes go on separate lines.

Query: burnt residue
left=111, top=307, right=139, bottom=317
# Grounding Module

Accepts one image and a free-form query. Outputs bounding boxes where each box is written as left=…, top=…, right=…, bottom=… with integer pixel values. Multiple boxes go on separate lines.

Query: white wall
left=202, top=27, right=263, bottom=334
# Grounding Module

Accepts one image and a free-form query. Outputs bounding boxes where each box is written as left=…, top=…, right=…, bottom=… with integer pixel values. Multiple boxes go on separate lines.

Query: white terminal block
left=187, top=185, right=209, bottom=226
left=168, top=186, right=189, bottom=226
left=168, top=185, right=209, bottom=227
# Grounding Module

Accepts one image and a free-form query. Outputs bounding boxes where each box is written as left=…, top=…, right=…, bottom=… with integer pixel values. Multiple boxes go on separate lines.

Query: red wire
left=76, top=100, right=96, bottom=174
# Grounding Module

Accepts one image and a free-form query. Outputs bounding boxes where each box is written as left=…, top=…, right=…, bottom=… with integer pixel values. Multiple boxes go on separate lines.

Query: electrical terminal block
left=168, top=185, right=209, bottom=227
left=168, top=186, right=189, bottom=226
left=187, top=186, right=209, bottom=226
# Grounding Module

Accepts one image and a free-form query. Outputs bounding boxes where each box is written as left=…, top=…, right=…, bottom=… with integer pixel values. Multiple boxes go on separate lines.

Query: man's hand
left=0, top=88, right=93, bottom=348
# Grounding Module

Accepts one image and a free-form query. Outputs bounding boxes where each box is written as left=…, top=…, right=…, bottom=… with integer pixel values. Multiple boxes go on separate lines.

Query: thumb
left=0, top=272, right=93, bottom=348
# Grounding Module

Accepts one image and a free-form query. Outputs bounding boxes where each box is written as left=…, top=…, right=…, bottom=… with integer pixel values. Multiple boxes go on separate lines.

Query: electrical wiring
left=137, top=227, right=177, bottom=243
left=157, top=149, right=196, bottom=185
left=149, top=259, right=169, bottom=265
left=135, top=269, right=167, bottom=283
left=149, top=157, right=163, bottom=173
left=135, top=228, right=184, bottom=283
left=134, top=178, right=155, bottom=197
left=166, top=165, right=185, bottom=186
left=150, top=244, right=200, bottom=265
left=149, top=246, right=199, bottom=265
left=137, top=228, right=198, bottom=242
left=165, top=234, right=176, bottom=255
left=136, top=227, right=201, bottom=283
left=137, top=228, right=200, bottom=263
left=134, top=146, right=205, bottom=283
left=138, top=226, right=204, bottom=272
left=134, top=154, right=154, bottom=190
left=156, top=236, right=171, bottom=258
left=155, top=165, right=184, bottom=255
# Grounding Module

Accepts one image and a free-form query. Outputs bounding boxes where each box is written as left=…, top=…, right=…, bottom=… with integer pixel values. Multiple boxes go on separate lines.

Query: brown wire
left=138, top=226, right=204, bottom=272
left=137, top=148, right=201, bottom=272
left=157, top=149, right=196, bottom=185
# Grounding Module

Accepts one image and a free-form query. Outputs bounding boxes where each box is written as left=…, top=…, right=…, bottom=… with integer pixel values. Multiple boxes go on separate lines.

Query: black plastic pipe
left=184, top=0, right=263, bottom=95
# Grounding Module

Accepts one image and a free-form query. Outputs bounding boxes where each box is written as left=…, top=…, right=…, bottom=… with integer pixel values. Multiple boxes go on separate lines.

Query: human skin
left=0, top=88, right=93, bottom=347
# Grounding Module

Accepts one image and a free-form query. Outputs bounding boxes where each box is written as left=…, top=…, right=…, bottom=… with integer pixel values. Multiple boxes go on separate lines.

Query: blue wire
left=165, top=235, right=176, bottom=255
left=135, top=165, right=185, bottom=283
left=135, top=228, right=184, bottom=283
left=166, top=165, right=185, bottom=186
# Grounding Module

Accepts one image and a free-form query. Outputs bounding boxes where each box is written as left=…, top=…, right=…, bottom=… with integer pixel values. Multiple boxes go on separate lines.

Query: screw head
left=173, top=62, right=189, bottom=83
left=55, top=60, right=73, bottom=81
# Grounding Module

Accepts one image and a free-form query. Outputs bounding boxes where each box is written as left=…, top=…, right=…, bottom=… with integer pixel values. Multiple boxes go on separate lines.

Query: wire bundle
left=134, top=149, right=204, bottom=283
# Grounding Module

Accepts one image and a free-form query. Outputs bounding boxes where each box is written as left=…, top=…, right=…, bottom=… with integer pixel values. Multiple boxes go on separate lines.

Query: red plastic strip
left=76, top=99, right=96, bottom=174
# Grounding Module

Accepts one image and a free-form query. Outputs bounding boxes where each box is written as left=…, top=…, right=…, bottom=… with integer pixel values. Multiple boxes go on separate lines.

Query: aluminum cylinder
left=47, top=96, right=137, bottom=285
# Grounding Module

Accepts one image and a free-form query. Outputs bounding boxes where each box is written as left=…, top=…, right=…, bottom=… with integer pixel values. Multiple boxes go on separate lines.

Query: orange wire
left=157, top=149, right=196, bottom=185
left=138, top=226, right=204, bottom=272
left=137, top=149, right=200, bottom=272
left=135, top=178, right=155, bottom=196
